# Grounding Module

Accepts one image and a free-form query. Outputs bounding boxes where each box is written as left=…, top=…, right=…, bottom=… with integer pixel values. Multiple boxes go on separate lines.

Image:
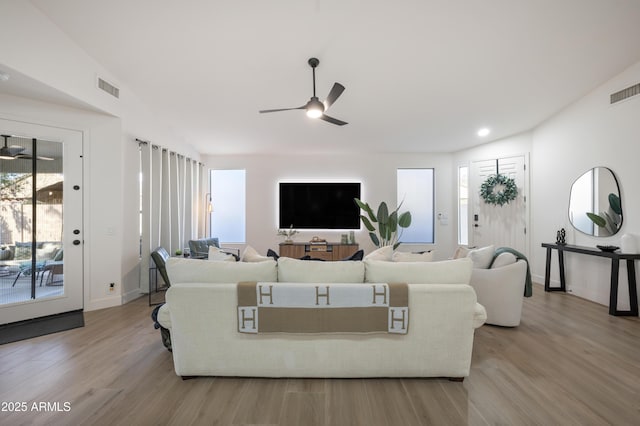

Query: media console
left=279, top=242, right=359, bottom=261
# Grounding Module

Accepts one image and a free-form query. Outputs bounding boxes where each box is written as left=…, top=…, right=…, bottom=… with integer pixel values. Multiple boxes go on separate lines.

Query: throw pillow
left=208, top=246, right=236, bottom=262
left=266, top=249, right=279, bottom=260
left=392, top=250, right=434, bottom=262
left=241, top=245, right=271, bottom=262
left=342, top=249, right=364, bottom=261
left=452, top=246, right=470, bottom=259
left=466, top=245, right=495, bottom=269
left=363, top=245, right=394, bottom=261
left=491, top=252, right=517, bottom=268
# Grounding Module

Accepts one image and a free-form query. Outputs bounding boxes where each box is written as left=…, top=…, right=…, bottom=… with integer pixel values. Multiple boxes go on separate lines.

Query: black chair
left=150, top=247, right=171, bottom=288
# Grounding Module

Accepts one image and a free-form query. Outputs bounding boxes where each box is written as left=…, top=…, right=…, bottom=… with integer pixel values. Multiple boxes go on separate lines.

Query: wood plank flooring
left=1, top=284, right=639, bottom=425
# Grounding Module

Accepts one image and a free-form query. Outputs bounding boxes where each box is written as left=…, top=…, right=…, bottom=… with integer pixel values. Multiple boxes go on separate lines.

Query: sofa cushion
left=365, top=258, right=473, bottom=284
left=467, top=245, right=494, bottom=269
left=392, top=250, right=434, bottom=262
left=277, top=256, right=365, bottom=283
left=363, top=245, right=394, bottom=261
left=166, top=257, right=277, bottom=283
left=491, top=252, right=517, bottom=269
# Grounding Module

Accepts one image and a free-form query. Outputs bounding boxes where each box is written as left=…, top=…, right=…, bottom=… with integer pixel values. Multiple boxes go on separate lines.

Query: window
left=458, top=166, right=469, bottom=245
left=397, top=168, right=434, bottom=244
left=210, top=169, right=246, bottom=243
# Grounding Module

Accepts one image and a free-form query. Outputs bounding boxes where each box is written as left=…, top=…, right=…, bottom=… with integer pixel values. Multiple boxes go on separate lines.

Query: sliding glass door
left=0, top=120, right=83, bottom=325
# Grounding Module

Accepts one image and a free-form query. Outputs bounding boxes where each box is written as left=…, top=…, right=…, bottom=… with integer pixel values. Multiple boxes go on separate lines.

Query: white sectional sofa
left=157, top=256, right=486, bottom=380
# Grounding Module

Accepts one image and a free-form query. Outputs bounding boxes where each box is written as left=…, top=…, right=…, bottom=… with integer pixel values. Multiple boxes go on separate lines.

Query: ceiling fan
left=259, top=57, right=348, bottom=126
left=0, top=135, right=54, bottom=161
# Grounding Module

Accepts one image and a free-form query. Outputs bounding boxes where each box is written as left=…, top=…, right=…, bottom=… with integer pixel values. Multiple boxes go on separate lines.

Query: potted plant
left=354, top=198, right=411, bottom=249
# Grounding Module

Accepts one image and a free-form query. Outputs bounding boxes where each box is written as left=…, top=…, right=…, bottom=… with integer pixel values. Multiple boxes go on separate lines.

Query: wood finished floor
left=1, top=285, right=639, bottom=426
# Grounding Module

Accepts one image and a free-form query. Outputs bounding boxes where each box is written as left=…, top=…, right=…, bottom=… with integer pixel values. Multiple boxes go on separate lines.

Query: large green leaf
left=388, top=211, right=398, bottom=233
left=377, top=202, right=389, bottom=225
left=354, top=198, right=377, bottom=222
left=586, top=212, right=606, bottom=227
left=369, top=232, right=380, bottom=247
left=360, top=215, right=376, bottom=232
left=398, top=211, right=412, bottom=228
left=608, top=193, right=622, bottom=215
left=379, top=222, right=390, bottom=242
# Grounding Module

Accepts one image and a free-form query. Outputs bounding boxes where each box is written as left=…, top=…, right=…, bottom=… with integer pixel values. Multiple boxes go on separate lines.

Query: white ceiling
left=10, top=1, right=640, bottom=155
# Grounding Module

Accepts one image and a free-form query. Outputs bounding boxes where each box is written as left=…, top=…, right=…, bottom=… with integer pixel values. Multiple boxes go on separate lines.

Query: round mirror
left=568, top=167, right=622, bottom=236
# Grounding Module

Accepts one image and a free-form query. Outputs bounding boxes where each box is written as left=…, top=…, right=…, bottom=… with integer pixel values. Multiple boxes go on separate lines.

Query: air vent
left=97, top=77, right=120, bottom=99
left=610, top=83, right=639, bottom=104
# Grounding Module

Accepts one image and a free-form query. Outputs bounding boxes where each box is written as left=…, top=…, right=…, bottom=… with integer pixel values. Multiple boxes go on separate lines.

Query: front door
left=470, top=156, right=528, bottom=254
left=0, top=119, right=83, bottom=325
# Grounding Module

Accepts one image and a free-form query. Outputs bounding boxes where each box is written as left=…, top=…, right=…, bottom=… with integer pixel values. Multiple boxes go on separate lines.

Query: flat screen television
left=279, top=182, right=361, bottom=229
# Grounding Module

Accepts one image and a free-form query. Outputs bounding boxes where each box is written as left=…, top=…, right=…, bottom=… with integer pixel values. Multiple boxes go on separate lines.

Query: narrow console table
left=279, top=242, right=359, bottom=261
left=542, top=243, right=640, bottom=316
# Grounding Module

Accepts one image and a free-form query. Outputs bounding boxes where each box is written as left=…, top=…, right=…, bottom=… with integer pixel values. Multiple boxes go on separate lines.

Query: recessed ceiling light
left=477, top=128, right=490, bottom=137
left=0, top=71, right=9, bottom=82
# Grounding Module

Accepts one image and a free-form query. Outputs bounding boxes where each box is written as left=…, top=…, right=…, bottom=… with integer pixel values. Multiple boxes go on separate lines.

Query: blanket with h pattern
left=237, top=282, right=409, bottom=334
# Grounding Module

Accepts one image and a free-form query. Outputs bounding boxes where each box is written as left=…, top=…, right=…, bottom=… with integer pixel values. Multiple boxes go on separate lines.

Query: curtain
left=139, top=142, right=152, bottom=292
left=138, top=140, right=206, bottom=292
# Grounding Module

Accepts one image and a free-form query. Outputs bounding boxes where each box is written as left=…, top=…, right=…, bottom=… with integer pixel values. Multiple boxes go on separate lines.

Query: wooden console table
left=542, top=243, right=640, bottom=316
left=279, top=242, right=359, bottom=261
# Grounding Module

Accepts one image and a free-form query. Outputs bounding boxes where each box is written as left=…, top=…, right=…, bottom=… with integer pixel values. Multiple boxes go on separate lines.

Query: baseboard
left=0, top=310, right=84, bottom=345
left=122, top=288, right=144, bottom=304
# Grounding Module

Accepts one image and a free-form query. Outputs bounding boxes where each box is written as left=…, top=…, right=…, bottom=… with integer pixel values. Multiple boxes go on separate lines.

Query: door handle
left=73, top=240, right=81, bottom=245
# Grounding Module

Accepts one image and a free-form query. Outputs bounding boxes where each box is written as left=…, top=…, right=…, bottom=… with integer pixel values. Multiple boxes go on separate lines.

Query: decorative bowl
left=596, top=245, right=619, bottom=252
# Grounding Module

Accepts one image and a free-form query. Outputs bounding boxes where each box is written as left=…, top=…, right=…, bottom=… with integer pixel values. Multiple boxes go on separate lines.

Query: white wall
left=0, top=2, right=200, bottom=311
left=203, top=152, right=457, bottom=260
left=531, top=61, right=640, bottom=308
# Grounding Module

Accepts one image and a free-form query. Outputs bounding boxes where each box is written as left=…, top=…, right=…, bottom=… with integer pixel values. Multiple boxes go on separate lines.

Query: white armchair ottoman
left=470, top=260, right=528, bottom=327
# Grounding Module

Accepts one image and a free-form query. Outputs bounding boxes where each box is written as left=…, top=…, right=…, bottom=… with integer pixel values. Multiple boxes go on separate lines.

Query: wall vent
left=97, top=77, right=120, bottom=99
left=610, top=83, right=639, bottom=104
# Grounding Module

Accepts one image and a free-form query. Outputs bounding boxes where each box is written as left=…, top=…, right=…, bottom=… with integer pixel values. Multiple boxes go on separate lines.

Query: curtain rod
left=137, top=137, right=204, bottom=166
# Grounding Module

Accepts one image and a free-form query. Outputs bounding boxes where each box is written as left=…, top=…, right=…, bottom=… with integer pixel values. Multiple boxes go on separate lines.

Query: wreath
left=480, top=174, right=518, bottom=206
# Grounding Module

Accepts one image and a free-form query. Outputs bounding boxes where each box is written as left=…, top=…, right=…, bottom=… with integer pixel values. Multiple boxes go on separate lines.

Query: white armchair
left=470, top=260, right=528, bottom=327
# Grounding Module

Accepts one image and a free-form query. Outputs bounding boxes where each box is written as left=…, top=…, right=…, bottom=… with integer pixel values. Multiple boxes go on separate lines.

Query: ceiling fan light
left=306, top=108, right=323, bottom=119
left=306, top=97, right=325, bottom=119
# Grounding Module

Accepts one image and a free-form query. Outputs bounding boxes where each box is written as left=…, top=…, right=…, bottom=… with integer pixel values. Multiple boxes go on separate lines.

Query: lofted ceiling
left=6, top=1, right=640, bottom=155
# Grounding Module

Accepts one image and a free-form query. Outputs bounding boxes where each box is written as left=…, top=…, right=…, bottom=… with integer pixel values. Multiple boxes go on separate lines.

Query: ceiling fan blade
left=259, top=106, right=306, bottom=114
left=319, top=114, right=348, bottom=126
left=324, top=83, right=345, bottom=109
left=15, top=154, right=54, bottom=161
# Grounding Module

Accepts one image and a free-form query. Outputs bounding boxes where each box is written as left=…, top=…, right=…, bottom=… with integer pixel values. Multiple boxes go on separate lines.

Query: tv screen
left=279, top=182, right=361, bottom=229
